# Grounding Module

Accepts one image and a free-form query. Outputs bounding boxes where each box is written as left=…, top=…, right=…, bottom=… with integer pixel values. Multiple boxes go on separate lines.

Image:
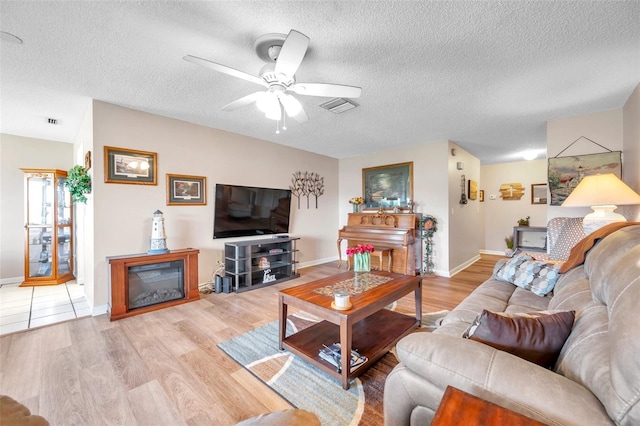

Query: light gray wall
left=339, top=140, right=469, bottom=277
left=447, top=142, right=483, bottom=274
left=0, top=135, right=73, bottom=282
left=89, top=101, right=340, bottom=311
left=623, top=82, right=640, bottom=221
left=546, top=108, right=624, bottom=220
left=480, top=159, right=547, bottom=253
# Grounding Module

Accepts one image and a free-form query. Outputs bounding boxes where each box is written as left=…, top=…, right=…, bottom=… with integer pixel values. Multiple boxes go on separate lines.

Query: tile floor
left=0, top=280, right=90, bottom=336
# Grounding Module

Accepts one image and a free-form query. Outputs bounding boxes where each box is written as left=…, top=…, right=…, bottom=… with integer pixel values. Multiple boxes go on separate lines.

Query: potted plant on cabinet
left=518, top=216, right=530, bottom=226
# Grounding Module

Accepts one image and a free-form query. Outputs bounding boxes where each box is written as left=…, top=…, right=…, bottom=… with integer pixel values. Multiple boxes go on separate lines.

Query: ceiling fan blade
left=280, top=94, right=308, bottom=122
left=221, top=92, right=263, bottom=111
left=274, top=30, right=309, bottom=78
left=291, top=83, right=362, bottom=99
left=183, top=55, right=267, bottom=87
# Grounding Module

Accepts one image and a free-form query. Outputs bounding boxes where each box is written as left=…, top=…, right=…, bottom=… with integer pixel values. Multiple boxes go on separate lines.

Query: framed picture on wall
left=547, top=151, right=621, bottom=205
left=531, top=183, right=548, bottom=204
left=468, top=180, right=478, bottom=200
left=104, top=146, right=157, bottom=185
left=362, top=162, right=413, bottom=210
left=166, top=174, right=206, bottom=205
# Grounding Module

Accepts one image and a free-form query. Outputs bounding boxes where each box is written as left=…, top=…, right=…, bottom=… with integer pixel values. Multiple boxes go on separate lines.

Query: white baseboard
left=92, top=304, right=108, bottom=316
left=298, top=256, right=340, bottom=269
left=0, top=276, right=23, bottom=285
left=449, top=254, right=481, bottom=277
left=479, top=249, right=507, bottom=256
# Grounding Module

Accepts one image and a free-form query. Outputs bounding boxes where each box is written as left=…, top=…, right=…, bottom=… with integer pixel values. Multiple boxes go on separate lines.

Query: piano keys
left=337, top=212, right=422, bottom=275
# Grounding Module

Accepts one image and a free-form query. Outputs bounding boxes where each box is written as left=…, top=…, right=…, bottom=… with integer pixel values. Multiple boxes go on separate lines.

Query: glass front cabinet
left=21, top=168, right=75, bottom=286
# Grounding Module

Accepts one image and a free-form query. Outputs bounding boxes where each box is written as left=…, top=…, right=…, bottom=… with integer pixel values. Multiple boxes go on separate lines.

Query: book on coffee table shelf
left=319, top=343, right=368, bottom=373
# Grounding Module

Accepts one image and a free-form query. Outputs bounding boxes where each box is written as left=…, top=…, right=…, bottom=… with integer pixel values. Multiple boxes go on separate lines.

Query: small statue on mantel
left=408, top=199, right=415, bottom=214
left=377, top=205, right=385, bottom=214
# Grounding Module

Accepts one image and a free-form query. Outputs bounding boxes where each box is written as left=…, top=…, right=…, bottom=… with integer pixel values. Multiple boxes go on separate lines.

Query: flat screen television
left=213, top=183, right=292, bottom=238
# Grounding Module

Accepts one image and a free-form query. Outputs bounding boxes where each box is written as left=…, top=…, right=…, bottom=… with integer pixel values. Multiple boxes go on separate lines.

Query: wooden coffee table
left=278, top=270, right=422, bottom=389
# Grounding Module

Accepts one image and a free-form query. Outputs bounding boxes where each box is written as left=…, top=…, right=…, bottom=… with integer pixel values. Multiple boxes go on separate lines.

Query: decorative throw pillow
left=549, top=218, right=585, bottom=261
left=462, top=310, right=575, bottom=367
left=493, top=254, right=532, bottom=282
left=494, top=255, right=561, bottom=296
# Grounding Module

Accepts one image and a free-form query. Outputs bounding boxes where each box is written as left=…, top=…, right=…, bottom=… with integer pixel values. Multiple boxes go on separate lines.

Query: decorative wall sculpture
left=499, top=183, right=525, bottom=200
left=290, top=171, right=325, bottom=209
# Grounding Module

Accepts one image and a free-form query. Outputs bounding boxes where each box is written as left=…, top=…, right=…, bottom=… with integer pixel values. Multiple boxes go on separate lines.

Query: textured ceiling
left=1, top=1, right=639, bottom=164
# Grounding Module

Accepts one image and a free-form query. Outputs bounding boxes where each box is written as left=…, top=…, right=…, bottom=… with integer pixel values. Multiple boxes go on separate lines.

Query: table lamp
left=561, top=173, right=640, bottom=234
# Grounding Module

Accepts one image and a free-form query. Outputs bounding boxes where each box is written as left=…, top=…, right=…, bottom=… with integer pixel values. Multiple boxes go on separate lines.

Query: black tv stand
left=224, top=237, right=299, bottom=292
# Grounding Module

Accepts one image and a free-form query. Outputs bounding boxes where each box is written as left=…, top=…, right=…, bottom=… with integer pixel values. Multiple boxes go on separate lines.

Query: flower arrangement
left=347, top=244, right=374, bottom=272
left=346, top=243, right=374, bottom=257
left=349, top=196, right=365, bottom=213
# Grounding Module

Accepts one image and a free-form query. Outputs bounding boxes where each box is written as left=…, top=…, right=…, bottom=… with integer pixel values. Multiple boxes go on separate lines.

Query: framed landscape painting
left=166, top=174, right=206, bottom=205
left=548, top=151, right=621, bottom=206
left=104, top=146, right=157, bottom=185
left=362, top=162, right=413, bottom=210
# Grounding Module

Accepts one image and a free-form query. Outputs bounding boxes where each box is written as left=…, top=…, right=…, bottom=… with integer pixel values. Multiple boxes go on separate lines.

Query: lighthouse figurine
left=148, top=210, right=169, bottom=254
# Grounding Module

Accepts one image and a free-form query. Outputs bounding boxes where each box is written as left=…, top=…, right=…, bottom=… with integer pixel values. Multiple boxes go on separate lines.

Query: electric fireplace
left=107, top=249, right=199, bottom=320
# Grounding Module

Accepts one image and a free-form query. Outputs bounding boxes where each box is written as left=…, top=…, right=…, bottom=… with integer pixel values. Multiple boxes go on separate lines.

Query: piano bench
left=347, top=247, right=393, bottom=272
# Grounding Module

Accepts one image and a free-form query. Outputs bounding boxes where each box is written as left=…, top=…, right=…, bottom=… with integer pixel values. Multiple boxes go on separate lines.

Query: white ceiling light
left=522, top=150, right=538, bottom=160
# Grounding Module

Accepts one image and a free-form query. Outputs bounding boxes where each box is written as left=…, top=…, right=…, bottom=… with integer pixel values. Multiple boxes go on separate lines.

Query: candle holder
left=332, top=290, right=352, bottom=310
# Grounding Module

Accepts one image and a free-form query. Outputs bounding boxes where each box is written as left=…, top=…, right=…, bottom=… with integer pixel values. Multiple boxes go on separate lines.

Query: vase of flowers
left=347, top=244, right=374, bottom=272
left=349, top=196, right=364, bottom=213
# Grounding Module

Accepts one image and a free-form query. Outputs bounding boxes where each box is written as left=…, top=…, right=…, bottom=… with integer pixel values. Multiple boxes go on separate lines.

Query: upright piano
left=337, top=212, right=422, bottom=275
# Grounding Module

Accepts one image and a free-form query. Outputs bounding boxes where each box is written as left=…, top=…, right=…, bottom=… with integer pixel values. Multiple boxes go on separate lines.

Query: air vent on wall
left=319, top=98, right=358, bottom=114
left=47, top=118, right=58, bottom=125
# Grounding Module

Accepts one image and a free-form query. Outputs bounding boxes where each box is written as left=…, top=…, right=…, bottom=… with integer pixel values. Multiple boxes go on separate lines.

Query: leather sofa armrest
left=391, top=333, right=612, bottom=425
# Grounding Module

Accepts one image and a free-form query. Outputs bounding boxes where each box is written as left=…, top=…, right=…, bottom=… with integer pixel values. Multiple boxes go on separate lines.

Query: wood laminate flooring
left=0, top=255, right=502, bottom=425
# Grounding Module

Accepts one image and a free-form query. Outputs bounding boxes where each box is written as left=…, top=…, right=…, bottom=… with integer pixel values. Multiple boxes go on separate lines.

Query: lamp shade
left=561, top=173, right=640, bottom=234
left=561, top=174, right=640, bottom=207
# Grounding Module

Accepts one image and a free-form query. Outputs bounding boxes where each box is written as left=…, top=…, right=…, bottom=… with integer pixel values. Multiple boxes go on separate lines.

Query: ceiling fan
left=184, top=29, right=361, bottom=130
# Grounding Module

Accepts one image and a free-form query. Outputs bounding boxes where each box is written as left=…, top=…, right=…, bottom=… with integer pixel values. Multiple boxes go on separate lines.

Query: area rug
left=217, top=310, right=449, bottom=425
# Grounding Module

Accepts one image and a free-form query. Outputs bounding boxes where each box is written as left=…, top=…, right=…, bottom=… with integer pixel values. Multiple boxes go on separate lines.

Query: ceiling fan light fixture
left=280, top=94, right=302, bottom=117
left=265, top=108, right=281, bottom=121
left=256, top=91, right=278, bottom=115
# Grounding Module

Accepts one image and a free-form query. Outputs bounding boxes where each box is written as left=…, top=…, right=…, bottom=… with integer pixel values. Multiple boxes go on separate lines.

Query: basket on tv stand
left=224, top=237, right=299, bottom=292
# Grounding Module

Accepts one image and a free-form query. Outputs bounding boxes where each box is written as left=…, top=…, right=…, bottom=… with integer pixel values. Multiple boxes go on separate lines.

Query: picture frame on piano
left=362, top=162, right=413, bottom=211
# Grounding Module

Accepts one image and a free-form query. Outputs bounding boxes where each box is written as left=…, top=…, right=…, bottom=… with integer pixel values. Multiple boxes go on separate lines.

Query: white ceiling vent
left=319, top=98, right=358, bottom=114
left=46, top=118, right=59, bottom=125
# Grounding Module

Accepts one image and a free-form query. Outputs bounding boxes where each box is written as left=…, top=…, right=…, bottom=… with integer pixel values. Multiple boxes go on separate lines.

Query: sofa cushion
left=462, top=309, right=575, bottom=367
left=494, top=255, right=561, bottom=296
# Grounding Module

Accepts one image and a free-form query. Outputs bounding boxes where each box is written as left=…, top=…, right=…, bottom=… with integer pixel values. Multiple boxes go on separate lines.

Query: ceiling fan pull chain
left=282, top=104, right=287, bottom=131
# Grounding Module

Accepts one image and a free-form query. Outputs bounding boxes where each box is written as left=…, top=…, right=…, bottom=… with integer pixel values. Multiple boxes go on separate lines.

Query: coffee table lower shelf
left=282, top=309, right=418, bottom=384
